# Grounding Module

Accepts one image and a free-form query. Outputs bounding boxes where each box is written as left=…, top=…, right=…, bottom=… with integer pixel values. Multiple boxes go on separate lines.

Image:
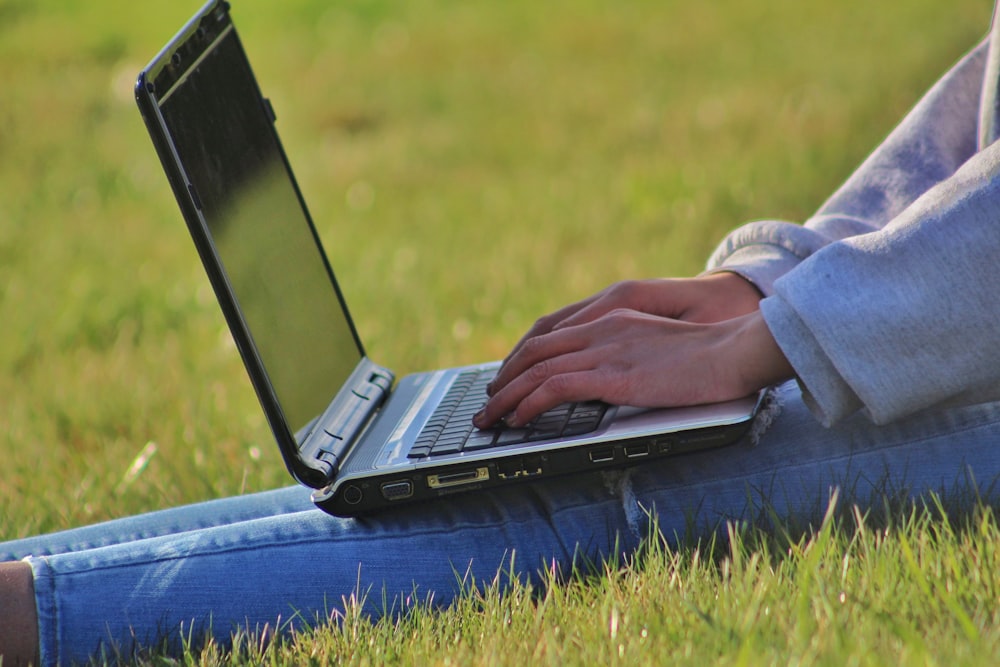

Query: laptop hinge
left=300, top=358, right=393, bottom=480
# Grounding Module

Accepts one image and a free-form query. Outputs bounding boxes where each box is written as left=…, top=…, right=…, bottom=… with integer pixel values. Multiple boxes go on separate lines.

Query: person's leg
left=624, top=382, right=1000, bottom=541
left=0, top=484, right=314, bottom=560
left=8, top=382, right=1000, bottom=666
left=0, top=484, right=313, bottom=666
left=23, top=467, right=642, bottom=666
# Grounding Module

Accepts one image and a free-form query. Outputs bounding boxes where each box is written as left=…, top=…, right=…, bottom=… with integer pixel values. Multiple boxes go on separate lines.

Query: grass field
left=1, top=0, right=998, bottom=663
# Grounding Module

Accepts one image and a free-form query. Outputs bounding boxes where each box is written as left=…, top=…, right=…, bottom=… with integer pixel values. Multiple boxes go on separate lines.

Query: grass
left=1, top=0, right=997, bottom=663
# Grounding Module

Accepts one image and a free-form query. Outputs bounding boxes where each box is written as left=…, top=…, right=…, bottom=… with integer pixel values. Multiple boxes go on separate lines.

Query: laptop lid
left=135, top=0, right=386, bottom=488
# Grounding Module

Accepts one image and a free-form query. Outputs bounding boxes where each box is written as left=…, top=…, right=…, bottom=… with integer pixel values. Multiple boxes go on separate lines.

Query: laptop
left=135, top=0, right=764, bottom=516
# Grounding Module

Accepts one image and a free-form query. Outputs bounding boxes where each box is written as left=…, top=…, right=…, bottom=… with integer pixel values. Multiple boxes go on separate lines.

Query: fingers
left=499, top=296, right=600, bottom=369
left=476, top=309, right=644, bottom=428
left=493, top=325, right=581, bottom=390
left=547, top=281, right=658, bottom=332
left=479, top=326, right=594, bottom=426
left=494, top=282, right=652, bottom=387
left=474, top=354, right=605, bottom=429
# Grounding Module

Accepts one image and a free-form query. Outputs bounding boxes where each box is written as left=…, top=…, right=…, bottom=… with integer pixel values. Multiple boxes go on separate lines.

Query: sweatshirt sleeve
left=704, top=38, right=1000, bottom=425
left=761, top=139, right=1000, bottom=426
left=706, top=39, right=987, bottom=296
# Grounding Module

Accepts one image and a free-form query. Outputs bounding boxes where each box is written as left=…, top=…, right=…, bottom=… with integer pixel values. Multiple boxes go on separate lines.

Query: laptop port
left=341, top=485, right=364, bottom=505
left=427, top=467, right=490, bottom=489
left=588, top=447, right=615, bottom=464
left=656, top=437, right=677, bottom=454
left=380, top=480, right=414, bottom=501
left=624, top=444, right=650, bottom=459
left=497, top=455, right=544, bottom=480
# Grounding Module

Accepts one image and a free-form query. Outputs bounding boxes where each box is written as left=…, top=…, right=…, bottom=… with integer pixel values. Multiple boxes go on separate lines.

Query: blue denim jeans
left=4, top=382, right=1000, bottom=666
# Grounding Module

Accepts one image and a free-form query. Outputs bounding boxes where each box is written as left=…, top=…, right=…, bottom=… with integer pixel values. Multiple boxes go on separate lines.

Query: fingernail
left=502, top=413, right=519, bottom=428
left=485, top=381, right=495, bottom=396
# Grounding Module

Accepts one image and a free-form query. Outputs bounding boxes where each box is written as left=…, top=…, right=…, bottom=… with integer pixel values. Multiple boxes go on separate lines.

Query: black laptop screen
left=154, top=25, right=363, bottom=434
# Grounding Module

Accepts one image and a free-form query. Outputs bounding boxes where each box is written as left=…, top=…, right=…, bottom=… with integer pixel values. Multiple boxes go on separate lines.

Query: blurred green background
left=0, top=0, right=990, bottom=535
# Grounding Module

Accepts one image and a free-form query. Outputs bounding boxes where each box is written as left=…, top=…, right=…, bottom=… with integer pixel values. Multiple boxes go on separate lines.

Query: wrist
left=724, top=311, right=794, bottom=394
left=680, top=272, right=764, bottom=323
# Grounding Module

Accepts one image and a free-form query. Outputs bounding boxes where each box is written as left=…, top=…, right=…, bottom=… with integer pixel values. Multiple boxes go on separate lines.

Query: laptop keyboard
left=406, top=368, right=608, bottom=459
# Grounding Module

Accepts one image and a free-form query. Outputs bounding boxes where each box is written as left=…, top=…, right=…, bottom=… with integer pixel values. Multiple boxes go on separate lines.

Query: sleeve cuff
left=759, top=295, right=864, bottom=427
left=703, top=244, right=804, bottom=297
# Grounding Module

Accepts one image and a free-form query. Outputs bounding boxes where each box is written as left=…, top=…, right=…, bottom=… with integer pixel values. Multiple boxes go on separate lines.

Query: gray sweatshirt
left=707, top=32, right=1000, bottom=427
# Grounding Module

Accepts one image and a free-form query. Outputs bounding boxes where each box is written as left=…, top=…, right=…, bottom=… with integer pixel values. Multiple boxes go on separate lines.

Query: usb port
left=624, top=444, right=650, bottom=459
left=588, top=447, right=615, bottom=464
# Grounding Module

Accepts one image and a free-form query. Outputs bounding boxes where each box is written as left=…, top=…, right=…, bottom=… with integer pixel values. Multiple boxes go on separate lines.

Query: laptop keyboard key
left=407, top=445, right=431, bottom=459
left=462, top=432, right=496, bottom=451
left=430, top=438, right=464, bottom=456
left=406, top=368, right=609, bottom=459
left=495, top=427, right=531, bottom=446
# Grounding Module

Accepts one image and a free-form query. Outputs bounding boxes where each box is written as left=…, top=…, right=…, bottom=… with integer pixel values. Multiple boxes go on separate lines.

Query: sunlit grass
left=1, top=0, right=996, bottom=663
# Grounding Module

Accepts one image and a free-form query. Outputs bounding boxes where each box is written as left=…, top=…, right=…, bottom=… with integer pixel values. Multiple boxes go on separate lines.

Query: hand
left=497, top=272, right=763, bottom=371
left=473, top=309, right=792, bottom=429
